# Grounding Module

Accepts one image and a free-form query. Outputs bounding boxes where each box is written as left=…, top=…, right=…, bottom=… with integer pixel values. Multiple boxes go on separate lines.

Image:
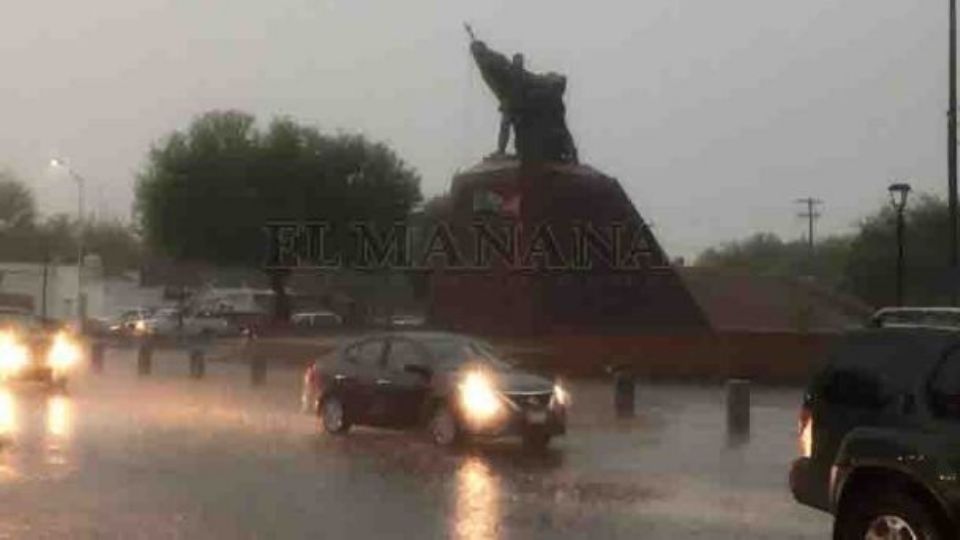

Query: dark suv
left=790, top=314, right=960, bottom=539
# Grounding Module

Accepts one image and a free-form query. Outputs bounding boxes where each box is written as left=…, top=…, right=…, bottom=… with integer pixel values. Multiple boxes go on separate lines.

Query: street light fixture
left=889, top=182, right=912, bottom=307
left=49, top=158, right=86, bottom=326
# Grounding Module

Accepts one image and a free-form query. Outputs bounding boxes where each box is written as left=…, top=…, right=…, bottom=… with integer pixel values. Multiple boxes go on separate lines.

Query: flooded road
left=0, top=349, right=830, bottom=538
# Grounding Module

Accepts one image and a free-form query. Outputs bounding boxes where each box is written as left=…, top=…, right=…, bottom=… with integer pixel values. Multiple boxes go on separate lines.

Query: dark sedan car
left=301, top=332, right=569, bottom=449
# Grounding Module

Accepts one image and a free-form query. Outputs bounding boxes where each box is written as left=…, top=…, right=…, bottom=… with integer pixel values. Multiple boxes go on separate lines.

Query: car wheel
left=428, top=404, right=461, bottom=447
left=320, top=395, right=351, bottom=435
left=835, top=489, right=944, bottom=540
left=522, top=431, right=551, bottom=451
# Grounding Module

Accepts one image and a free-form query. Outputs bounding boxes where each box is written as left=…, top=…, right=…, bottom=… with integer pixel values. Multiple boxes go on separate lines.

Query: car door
left=336, top=338, right=387, bottom=424
left=380, top=337, right=433, bottom=427
left=921, top=345, right=960, bottom=511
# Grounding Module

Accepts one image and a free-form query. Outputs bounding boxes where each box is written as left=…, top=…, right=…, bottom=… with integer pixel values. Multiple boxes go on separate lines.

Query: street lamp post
left=950, top=0, right=958, bottom=304
left=889, top=182, right=912, bottom=307
left=50, top=159, right=86, bottom=327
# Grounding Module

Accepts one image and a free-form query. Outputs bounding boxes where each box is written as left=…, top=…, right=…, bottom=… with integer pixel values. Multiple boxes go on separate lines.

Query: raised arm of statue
left=468, top=39, right=514, bottom=104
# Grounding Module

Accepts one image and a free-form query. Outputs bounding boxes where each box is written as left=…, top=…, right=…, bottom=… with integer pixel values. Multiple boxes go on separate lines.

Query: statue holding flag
left=465, top=24, right=578, bottom=164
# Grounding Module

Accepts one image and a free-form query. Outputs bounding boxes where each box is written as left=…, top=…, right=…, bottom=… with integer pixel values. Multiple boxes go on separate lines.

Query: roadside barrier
left=726, top=378, right=751, bottom=443
left=607, top=364, right=636, bottom=418
left=189, top=347, right=205, bottom=379
left=90, top=341, right=105, bottom=373
left=137, top=340, right=153, bottom=376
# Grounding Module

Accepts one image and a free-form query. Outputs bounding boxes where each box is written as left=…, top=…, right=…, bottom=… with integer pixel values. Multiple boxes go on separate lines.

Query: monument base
left=427, top=158, right=709, bottom=336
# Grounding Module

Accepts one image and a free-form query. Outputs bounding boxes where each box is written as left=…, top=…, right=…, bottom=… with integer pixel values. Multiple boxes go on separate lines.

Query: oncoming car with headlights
left=302, top=332, right=568, bottom=449
left=0, top=308, right=83, bottom=389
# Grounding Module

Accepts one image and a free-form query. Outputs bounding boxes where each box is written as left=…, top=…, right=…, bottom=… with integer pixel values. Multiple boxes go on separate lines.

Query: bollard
left=610, top=365, right=636, bottom=418
left=137, top=340, right=153, bottom=376
left=189, top=348, right=205, bottom=379
left=251, top=357, right=267, bottom=386
left=90, top=341, right=105, bottom=373
left=726, top=378, right=751, bottom=442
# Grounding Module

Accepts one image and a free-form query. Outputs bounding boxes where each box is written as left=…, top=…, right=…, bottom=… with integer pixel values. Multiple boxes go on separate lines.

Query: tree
left=695, top=232, right=851, bottom=290
left=842, top=194, right=952, bottom=307
left=136, top=110, right=422, bottom=321
left=0, top=170, right=36, bottom=232
left=83, top=220, right=142, bottom=276
left=406, top=193, right=453, bottom=302
left=694, top=192, right=957, bottom=308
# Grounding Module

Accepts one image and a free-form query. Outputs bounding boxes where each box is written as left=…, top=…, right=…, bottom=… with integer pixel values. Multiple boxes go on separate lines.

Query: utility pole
left=950, top=0, right=958, bottom=304
left=795, top=198, right=823, bottom=262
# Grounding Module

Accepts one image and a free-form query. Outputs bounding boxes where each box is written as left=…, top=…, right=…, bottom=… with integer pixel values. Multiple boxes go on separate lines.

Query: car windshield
left=421, top=337, right=514, bottom=370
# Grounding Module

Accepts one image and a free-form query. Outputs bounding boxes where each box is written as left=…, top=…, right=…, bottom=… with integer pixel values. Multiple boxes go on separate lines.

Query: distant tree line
left=0, top=170, right=141, bottom=276
left=695, top=194, right=956, bottom=308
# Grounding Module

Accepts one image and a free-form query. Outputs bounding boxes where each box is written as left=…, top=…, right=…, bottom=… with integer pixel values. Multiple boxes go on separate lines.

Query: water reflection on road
left=454, top=456, right=501, bottom=540
left=45, top=394, right=73, bottom=466
left=0, top=356, right=831, bottom=538
left=0, top=387, right=76, bottom=479
left=0, top=389, right=16, bottom=437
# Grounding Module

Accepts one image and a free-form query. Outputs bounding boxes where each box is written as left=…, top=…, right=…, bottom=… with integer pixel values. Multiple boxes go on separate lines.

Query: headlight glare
left=459, top=371, right=502, bottom=422
left=0, top=332, right=29, bottom=375
left=48, top=333, right=81, bottom=370
left=553, top=383, right=570, bottom=407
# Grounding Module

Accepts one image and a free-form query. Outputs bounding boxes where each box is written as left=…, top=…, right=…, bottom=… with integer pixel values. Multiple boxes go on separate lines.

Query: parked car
left=0, top=308, right=83, bottom=389
left=108, top=307, right=156, bottom=337
left=301, top=331, right=568, bottom=450
left=140, top=308, right=232, bottom=337
left=291, top=310, right=343, bottom=329
left=790, top=307, right=960, bottom=539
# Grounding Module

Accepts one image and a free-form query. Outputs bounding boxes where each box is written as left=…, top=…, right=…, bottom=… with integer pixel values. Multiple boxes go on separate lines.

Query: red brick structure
left=427, top=158, right=709, bottom=336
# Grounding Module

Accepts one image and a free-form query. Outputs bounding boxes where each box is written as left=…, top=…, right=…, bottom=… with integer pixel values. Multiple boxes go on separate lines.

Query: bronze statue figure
left=465, top=24, right=578, bottom=164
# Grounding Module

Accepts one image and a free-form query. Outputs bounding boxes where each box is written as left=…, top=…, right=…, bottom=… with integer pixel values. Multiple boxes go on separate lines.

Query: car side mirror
left=403, top=364, right=431, bottom=379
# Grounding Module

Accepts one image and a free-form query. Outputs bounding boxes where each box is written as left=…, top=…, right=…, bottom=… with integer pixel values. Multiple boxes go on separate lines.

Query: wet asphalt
left=0, top=348, right=831, bottom=539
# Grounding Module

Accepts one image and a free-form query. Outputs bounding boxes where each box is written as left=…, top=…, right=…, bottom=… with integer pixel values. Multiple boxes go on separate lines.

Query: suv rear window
left=816, top=329, right=956, bottom=408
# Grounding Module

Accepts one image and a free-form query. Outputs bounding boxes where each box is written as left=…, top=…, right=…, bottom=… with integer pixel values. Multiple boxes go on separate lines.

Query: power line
left=795, top=197, right=823, bottom=256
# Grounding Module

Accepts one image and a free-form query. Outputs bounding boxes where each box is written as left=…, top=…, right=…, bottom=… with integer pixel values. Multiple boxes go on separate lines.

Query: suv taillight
left=798, top=405, right=813, bottom=458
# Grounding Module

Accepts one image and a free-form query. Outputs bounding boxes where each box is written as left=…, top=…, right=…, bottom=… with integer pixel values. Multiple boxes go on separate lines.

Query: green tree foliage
left=695, top=193, right=957, bottom=308
left=695, top=232, right=851, bottom=290
left=0, top=172, right=141, bottom=276
left=84, top=220, right=143, bottom=276
left=842, top=194, right=951, bottom=307
left=0, top=170, right=36, bottom=231
left=135, top=110, right=422, bottom=320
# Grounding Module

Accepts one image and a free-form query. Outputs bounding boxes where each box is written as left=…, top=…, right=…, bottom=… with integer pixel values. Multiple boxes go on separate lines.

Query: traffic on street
left=0, top=347, right=829, bottom=539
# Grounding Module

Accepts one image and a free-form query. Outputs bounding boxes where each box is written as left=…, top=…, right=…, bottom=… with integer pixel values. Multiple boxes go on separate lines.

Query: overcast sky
left=0, top=1, right=949, bottom=259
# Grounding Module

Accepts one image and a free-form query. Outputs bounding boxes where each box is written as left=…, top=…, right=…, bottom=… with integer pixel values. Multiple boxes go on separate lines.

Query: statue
left=465, top=24, right=578, bottom=164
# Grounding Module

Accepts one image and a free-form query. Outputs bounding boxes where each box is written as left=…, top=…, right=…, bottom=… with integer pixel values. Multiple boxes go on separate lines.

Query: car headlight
left=459, top=371, right=502, bottom=422
left=0, top=331, right=29, bottom=375
left=552, top=383, right=570, bottom=408
left=48, top=333, right=81, bottom=370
